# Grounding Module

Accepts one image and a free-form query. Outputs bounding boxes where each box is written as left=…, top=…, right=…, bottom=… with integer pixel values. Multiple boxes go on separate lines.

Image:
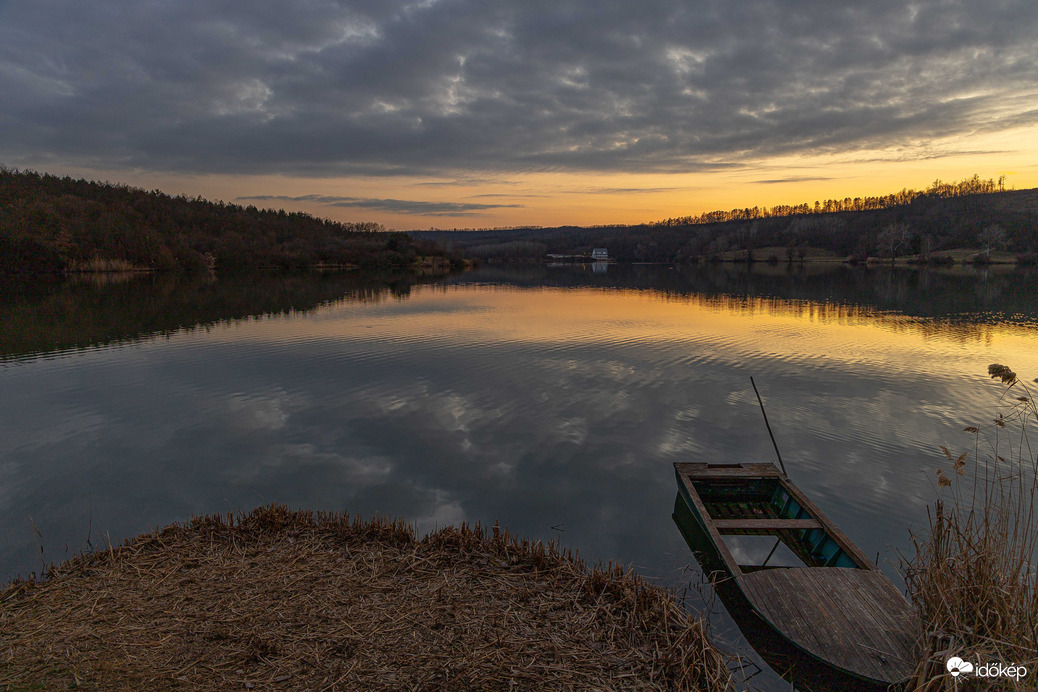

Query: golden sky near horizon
left=32, top=126, right=1038, bottom=231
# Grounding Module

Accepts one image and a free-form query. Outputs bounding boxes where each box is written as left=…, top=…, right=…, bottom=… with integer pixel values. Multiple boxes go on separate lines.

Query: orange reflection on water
left=214, top=283, right=1038, bottom=385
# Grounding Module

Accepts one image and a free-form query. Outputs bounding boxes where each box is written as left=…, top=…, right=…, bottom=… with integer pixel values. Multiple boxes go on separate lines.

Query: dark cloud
left=846, top=149, right=1014, bottom=165
left=570, top=187, right=689, bottom=194
left=413, top=178, right=518, bottom=187
left=754, top=176, right=835, bottom=184
left=237, top=194, right=523, bottom=215
left=466, top=193, right=551, bottom=198
left=1, top=0, right=1036, bottom=176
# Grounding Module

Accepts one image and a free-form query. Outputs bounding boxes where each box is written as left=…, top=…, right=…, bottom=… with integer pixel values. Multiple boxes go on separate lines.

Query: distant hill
left=413, top=181, right=1038, bottom=265
left=0, top=168, right=454, bottom=273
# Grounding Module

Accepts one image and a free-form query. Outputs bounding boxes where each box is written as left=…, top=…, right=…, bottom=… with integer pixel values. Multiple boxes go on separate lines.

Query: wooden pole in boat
left=750, top=377, right=787, bottom=476
left=751, top=377, right=788, bottom=566
left=760, top=537, right=782, bottom=567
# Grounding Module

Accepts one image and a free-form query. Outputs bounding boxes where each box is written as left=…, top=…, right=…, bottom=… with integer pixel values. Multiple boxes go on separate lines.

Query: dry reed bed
left=903, top=365, right=1038, bottom=691
left=1, top=505, right=735, bottom=691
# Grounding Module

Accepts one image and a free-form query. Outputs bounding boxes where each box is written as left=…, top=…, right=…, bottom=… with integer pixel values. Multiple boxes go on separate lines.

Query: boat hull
left=673, top=462, right=917, bottom=688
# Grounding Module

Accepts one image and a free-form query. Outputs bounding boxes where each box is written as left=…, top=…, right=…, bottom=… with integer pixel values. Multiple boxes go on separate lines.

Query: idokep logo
left=946, top=656, right=1028, bottom=682
left=946, top=657, right=974, bottom=677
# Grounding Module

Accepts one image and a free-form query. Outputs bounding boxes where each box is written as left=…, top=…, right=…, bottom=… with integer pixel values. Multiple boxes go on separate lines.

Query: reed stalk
left=904, top=364, right=1038, bottom=690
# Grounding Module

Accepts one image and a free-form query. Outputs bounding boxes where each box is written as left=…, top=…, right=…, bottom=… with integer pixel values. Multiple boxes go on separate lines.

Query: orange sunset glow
left=19, top=135, right=1038, bottom=231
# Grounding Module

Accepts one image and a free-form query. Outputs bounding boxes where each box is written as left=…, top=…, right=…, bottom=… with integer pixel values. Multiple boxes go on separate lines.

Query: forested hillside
left=0, top=168, right=448, bottom=273
left=415, top=177, right=1038, bottom=264
left=5, top=169, right=1035, bottom=271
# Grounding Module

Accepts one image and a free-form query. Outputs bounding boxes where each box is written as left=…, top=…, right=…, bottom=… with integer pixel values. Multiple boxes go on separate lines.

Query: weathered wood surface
left=769, top=467, right=876, bottom=570
left=676, top=461, right=876, bottom=570
left=738, top=567, right=917, bottom=684
left=712, top=518, right=822, bottom=531
left=674, top=467, right=745, bottom=577
left=673, top=461, right=919, bottom=685
left=674, top=462, right=781, bottom=478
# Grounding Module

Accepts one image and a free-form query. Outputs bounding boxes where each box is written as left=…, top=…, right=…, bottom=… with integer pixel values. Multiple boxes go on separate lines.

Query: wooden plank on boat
left=712, top=518, right=822, bottom=531
left=798, top=568, right=913, bottom=677
left=673, top=468, right=745, bottom=576
left=673, top=460, right=919, bottom=686
left=768, top=472, right=876, bottom=569
left=674, top=462, right=781, bottom=478
left=738, top=567, right=916, bottom=684
left=738, top=569, right=829, bottom=655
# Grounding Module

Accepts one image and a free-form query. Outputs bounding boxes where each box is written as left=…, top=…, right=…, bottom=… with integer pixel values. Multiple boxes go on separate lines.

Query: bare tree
left=919, top=233, right=932, bottom=263
left=877, top=223, right=914, bottom=263
left=977, top=224, right=1008, bottom=258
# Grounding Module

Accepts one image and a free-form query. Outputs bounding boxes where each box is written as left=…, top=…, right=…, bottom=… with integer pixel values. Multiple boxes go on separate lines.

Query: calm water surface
left=2, top=263, right=1037, bottom=689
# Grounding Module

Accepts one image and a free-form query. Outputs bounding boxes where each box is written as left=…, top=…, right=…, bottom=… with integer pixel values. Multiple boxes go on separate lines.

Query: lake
left=3, top=262, right=1037, bottom=689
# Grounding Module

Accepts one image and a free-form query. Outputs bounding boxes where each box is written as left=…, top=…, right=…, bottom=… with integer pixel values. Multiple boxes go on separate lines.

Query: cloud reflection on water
left=1, top=266, right=1037, bottom=606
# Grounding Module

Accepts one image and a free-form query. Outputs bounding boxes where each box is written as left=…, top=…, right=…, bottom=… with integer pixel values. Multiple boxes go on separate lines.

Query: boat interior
left=690, top=477, right=862, bottom=572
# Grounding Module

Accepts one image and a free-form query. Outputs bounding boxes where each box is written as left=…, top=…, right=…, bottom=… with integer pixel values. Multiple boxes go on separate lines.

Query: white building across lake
left=591, top=248, right=609, bottom=260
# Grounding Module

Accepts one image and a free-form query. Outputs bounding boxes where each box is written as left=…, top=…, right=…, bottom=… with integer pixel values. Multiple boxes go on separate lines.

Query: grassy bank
left=1, top=506, right=735, bottom=691
left=904, top=365, right=1037, bottom=690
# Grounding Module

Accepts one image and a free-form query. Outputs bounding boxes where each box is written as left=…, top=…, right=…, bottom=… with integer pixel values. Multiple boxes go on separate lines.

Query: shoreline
left=1, top=505, right=735, bottom=691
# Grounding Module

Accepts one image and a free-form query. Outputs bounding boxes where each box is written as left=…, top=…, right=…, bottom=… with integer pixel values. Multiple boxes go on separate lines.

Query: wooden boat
left=673, top=462, right=918, bottom=688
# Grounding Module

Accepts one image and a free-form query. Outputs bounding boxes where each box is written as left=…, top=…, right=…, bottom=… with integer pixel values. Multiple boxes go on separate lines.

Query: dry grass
left=712, top=246, right=843, bottom=263
left=1, top=505, right=735, bottom=691
left=66, top=257, right=151, bottom=273
left=903, top=365, right=1038, bottom=690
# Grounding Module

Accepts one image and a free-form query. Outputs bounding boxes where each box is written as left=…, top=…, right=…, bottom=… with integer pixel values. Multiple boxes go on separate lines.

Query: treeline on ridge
left=654, top=174, right=1006, bottom=226
left=415, top=175, right=1038, bottom=264
left=0, top=167, right=453, bottom=273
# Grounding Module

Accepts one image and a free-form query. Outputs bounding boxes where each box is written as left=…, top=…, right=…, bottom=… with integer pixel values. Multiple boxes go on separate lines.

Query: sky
left=2, top=0, right=1037, bottom=230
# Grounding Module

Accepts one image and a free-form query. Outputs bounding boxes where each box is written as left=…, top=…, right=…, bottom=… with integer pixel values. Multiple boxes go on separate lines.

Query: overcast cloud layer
left=238, top=193, right=523, bottom=215
left=2, top=0, right=1037, bottom=177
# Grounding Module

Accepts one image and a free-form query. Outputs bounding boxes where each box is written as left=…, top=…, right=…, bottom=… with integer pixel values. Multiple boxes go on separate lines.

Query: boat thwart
left=673, top=461, right=918, bottom=687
